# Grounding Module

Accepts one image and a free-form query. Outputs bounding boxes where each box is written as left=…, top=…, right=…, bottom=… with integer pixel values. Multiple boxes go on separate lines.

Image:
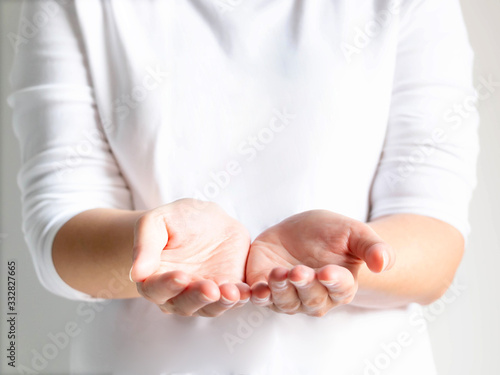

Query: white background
left=1, top=1, right=499, bottom=374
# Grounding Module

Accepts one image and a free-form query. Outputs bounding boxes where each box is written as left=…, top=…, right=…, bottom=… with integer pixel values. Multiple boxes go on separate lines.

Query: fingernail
left=170, top=278, right=189, bottom=289
left=128, top=265, right=134, bottom=282
left=220, top=295, right=236, bottom=305
left=253, top=295, right=270, bottom=304
left=319, top=279, right=339, bottom=287
left=289, top=279, right=308, bottom=287
left=273, top=280, right=288, bottom=289
left=240, top=297, right=250, bottom=304
left=382, top=250, right=389, bottom=271
left=200, top=293, right=215, bottom=302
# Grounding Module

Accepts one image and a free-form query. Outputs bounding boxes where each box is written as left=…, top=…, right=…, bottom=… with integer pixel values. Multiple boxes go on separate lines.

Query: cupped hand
left=130, top=199, right=251, bottom=317
left=246, top=210, right=395, bottom=316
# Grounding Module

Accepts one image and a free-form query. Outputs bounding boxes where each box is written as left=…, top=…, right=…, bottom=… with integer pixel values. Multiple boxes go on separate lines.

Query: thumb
left=347, top=221, right=395, bottom=273
left=130, top=213, right=168, bottom=282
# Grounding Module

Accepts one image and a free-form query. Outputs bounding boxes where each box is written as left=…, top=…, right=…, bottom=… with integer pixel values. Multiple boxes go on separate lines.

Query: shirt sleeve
left=8, top=1, right=133, bottom=301
left=369, top=0, right=479, bottom=239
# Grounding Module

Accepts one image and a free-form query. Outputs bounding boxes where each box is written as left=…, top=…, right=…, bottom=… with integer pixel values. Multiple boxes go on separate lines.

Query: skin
left=245, top=210, right=395, bottom=316
left=131, top=199, right=252, bottom=317
left=53, top=200, right=464, bottom=317
left=246, top=211, right=464, bottom=315
left=54, top=199, right=252, bottom=317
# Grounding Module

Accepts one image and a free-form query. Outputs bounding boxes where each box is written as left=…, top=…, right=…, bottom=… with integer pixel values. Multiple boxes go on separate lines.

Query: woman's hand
left=130, top=199, right=251, bottom=317
left=246, top=210, right=395, bottom=316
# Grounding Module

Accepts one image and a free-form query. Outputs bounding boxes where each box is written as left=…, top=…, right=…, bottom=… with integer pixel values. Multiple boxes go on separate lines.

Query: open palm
left=157, top=200, right=250, bottom=282
left=246, top=210, right=394, bottom=316
left=131, top=199, right=251, bottom=317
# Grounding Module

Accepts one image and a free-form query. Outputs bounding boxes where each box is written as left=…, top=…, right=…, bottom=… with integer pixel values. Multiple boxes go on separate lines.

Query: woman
left=10, top=0, right=478, bottom=374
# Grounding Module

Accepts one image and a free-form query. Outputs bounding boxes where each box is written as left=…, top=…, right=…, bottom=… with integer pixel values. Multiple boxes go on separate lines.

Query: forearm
left=352, top=214, right=464, bottom=308
left=52, top=208, right=145, bottom=299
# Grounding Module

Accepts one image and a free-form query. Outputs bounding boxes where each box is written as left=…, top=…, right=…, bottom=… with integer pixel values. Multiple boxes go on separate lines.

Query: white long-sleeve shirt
left=9, top=0, right=478, bottom=374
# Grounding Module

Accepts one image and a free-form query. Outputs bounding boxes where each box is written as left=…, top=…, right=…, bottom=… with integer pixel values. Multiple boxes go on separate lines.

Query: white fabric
left=9, top=0, right=478, bottom=374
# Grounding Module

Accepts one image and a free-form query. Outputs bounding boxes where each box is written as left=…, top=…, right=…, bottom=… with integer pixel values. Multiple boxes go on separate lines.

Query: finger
left=131, top=213, right=168, bottom=282
left=245, top=241, right=275, bottom=287
left=317, top=265, right=357, bottom=305
left=196, top=283, right=241, bottom=317
left=288, top=265, right=329, bottom=316
left=245, top=268, right=270, bottom=289
left=198, top=292, right=251, bottom=316
left=268, top=267, right=301, bottom=313
left=250, top=281, right=272, bottom=307
left=348, top=221, right=395, bottom=273
left=233, top=283, right=251, bottom=309
left=160, top=279, right=220, bottom=316
left=137, top=270, right=190, bottom=304
left=365, top=242, right=395, bottom=273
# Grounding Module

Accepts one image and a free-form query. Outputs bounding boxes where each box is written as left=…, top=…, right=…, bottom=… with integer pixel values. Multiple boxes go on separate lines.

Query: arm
left=357, top=0, right=476, bottom=308
left=245, top=211, right=464, bottom=315
left=356, top=213, right=464, bottom=308
left=53, top=199, right=252, bottom=317
left=9, top=1, right=135, bottom=302
left=52, top=208, right=142, bottom=300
